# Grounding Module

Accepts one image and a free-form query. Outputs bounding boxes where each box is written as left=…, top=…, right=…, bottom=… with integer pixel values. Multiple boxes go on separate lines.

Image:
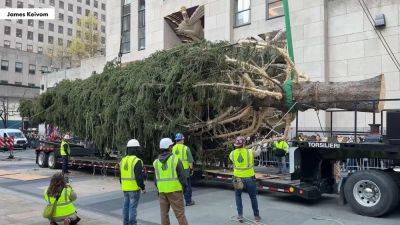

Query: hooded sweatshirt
left=154, top=151, right=187, bottom=189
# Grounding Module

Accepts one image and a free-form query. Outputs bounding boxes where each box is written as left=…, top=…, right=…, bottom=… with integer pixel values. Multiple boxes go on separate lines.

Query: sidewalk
left=0, top=187, right=121, bottom=225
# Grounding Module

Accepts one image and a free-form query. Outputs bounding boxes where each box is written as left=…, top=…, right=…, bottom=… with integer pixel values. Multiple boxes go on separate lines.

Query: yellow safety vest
left=274, top=141, right=289, bottom=153
left=120, top=155, right=142, bottom=191
left=44, top=187, right=76, bottom=220
left=229, top=148, right=255, bottom=178
left=172, top=143, right=190, bottom=169
left=60, top=140, right=70, bottom=156
left=153, top=155, right=182, bottom=193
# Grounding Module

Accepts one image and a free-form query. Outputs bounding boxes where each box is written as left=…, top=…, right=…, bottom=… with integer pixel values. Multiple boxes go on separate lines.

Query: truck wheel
left=38, top=152, right=48, bottom=168
left=344, top=170, right=399, bottom=217
left=47, top=152, right=60, bottom=169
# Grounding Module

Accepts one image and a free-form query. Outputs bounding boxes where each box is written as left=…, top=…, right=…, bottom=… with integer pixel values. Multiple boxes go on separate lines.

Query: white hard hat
left=160, top=138, right=174, bottom=149
left=127, top=139, right=140, bottom=147
left=63, top=134, right=70, bottom=140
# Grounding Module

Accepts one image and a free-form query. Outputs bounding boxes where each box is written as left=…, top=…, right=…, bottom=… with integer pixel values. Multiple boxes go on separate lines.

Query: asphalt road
left=0, top=149, right=399, bottom=225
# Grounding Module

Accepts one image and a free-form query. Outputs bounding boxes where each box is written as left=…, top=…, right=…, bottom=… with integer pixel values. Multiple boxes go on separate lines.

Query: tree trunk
left=293, top=74, right=385, bottom=112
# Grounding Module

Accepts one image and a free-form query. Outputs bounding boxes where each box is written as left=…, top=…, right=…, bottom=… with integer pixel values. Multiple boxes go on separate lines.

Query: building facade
left=0, top=0, right=107, bottom=128
left=105, top=0, right=400, bottom=134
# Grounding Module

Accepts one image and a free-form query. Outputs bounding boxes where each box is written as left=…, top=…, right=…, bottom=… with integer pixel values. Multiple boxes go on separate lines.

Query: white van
left=0, top=129, right=28, bottom=149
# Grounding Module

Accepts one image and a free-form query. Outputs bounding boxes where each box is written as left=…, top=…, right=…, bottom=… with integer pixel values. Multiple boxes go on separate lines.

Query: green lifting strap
left=282, top=0, right=295, bottom=109
left=283, top=80, right=294, bottom=109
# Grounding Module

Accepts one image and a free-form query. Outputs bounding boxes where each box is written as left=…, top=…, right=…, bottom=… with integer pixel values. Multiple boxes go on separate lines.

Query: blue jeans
left=279, top=155, right=289, bottom=173
left=62, top=156, right=69, bottom=173
left=123, top=191, right=141, bottom=225
left=184, top=173, right=192, bottom=204
left=235, top=177, right=259, bottom=217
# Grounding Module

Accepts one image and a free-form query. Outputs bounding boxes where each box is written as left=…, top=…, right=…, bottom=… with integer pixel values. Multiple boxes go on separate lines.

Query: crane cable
left=358, top=0, right=400, bottom=72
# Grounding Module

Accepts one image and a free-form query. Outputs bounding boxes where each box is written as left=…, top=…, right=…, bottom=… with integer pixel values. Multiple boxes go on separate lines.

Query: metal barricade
left=342, top=158, right=393, bottom=172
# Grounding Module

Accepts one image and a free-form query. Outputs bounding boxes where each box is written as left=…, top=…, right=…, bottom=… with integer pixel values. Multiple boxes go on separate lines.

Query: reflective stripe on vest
left=230, top=148, right=255, bottom=178
left=44, top=187, right=76, bottom=219
left=172, top=144, right=189, bottom=169
left=60, top=140, right=70, bottom=156
left=153, top=155, right=182, bottom=193
left=120, top=155, right=141, bottom=191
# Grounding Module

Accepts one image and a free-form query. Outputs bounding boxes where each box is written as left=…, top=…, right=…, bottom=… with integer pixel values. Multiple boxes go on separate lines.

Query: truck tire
left=344, top=170, right=399, bottom=217
left=47, top=152, right=60, bottom=169
left=37, top=152, right=48, bottom=168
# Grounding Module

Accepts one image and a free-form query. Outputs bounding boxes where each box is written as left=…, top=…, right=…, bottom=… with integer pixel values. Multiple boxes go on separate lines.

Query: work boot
left=70, top=216, right=81, bottom=225
left=186, top=200, right=195, bottom=206
left=237, top=215, right=244, bottom=223
left=255, top=216, right=262, bottom=223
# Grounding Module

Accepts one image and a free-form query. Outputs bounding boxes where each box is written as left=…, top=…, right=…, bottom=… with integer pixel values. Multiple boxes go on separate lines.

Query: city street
left=0, top=149, right=399, bottom=225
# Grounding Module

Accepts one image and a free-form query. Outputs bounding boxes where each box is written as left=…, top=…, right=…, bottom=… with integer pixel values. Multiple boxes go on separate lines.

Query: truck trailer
left=35, top=99, right=400, bottom=217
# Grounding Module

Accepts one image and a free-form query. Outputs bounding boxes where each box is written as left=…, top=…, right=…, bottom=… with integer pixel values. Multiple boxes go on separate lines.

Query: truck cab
left=0, top=128, right=29, bottom=149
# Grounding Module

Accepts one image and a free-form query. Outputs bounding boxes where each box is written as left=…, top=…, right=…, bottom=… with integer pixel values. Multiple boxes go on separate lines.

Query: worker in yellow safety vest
left=229, top=136, right=261, bottom=223
left=120, top=139, right=146, bottom=225
left=172, top=133, right=195, bottom=206
left=60, top=135, right=71, bottom=174
left=44, top=172, right=80, bottom=225
left=153, top=138, right=188, bottom=225
left=272, top=135, right=289, bottom=174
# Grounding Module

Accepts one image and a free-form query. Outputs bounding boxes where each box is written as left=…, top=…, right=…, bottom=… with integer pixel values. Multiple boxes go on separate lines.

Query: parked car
left=0, top=129, right=29, bottom=149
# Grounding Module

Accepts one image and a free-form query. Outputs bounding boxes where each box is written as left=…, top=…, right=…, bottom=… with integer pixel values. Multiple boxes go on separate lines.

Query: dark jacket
left=154, top=151, right=187, bottom=189
left=119, top=156, right=146, bottom=191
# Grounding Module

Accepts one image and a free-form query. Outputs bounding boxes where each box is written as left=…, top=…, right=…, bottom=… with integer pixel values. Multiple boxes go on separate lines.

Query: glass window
left=59, top=1, right=64, bottom=9
left=48, top=36, right=54, bottom=44
left=40, top=0, right=45, bottom=3
left=85, top=9, right=90, bottom=16
left=4, top=26, right=11, bottom=35
left=50, top=0, right=54, bottom=6
left=121, top=3, right=131, bottom=53
left=4, top=40, right=10, bottom=48
left=41, top=66, right=48, bottom=73
left=86, top=0, right=90, bottom=6
left=28, top=4, right=34, bottom=8
left=138, top=0, right=145, bottom=50
left=5, top=0, right=12, bottom=7
left=16, top=42, right=22, bottom=50
left=28, top=19, right=34, bottom=27
left=49, top=23, right=54, bottom=31
left=77, top=0, right=81, bottom=2
left=1, top=60, right=9, bottom=71
left=94, top=12, right=98, bottom=18
left=29, top=64, right=36, bottom=74
left=101, top=14, right=106, bottom=22
left=39, top=20, right=44, bottom=29
left=58, top=38, right=63, bottom=46
left=28, top=83, right=36, bottom=87
left=101, top=3, right=105, bottom=10
left=38, top=33, right=44, bottom=42
left=101, top=25, right=105, bottom=33
left=267, top=0, right=284, bottom=19
left=77, top=6, right=82, bottom=14
left=94, top=0, right=98, bottom=8
left=15, top=62, right=23, bottom=73
left=38, top=47, right=43, bottom=54
left=27, top=31, right=33, bottom=40
left=27, top=45, right=33, bottom=52
left=234, top=0, right=251, bottom=27
left=68, top=3, right=73, bottom=11
left=67, top=40, right=72, bottom=47
left=68, top=16, right=73, bottom=24
left=101, top=36, right=105, bottom=44
left=17, top=1, right=23, bottom=8
left=17, top=19, right=23, bottom=24
left=67, top=28, right=73, bottom=36
left=58, top=26, right=63, bottom=34
left=16, top=28, right=22, bottom=38
left=59, top=13, right=64, bottom=21
left=77, top=30, right=81, bottom=37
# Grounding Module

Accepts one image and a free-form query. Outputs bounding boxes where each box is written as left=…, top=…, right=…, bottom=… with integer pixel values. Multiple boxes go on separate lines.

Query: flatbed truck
left=35, top=99, right=400, bottom=217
